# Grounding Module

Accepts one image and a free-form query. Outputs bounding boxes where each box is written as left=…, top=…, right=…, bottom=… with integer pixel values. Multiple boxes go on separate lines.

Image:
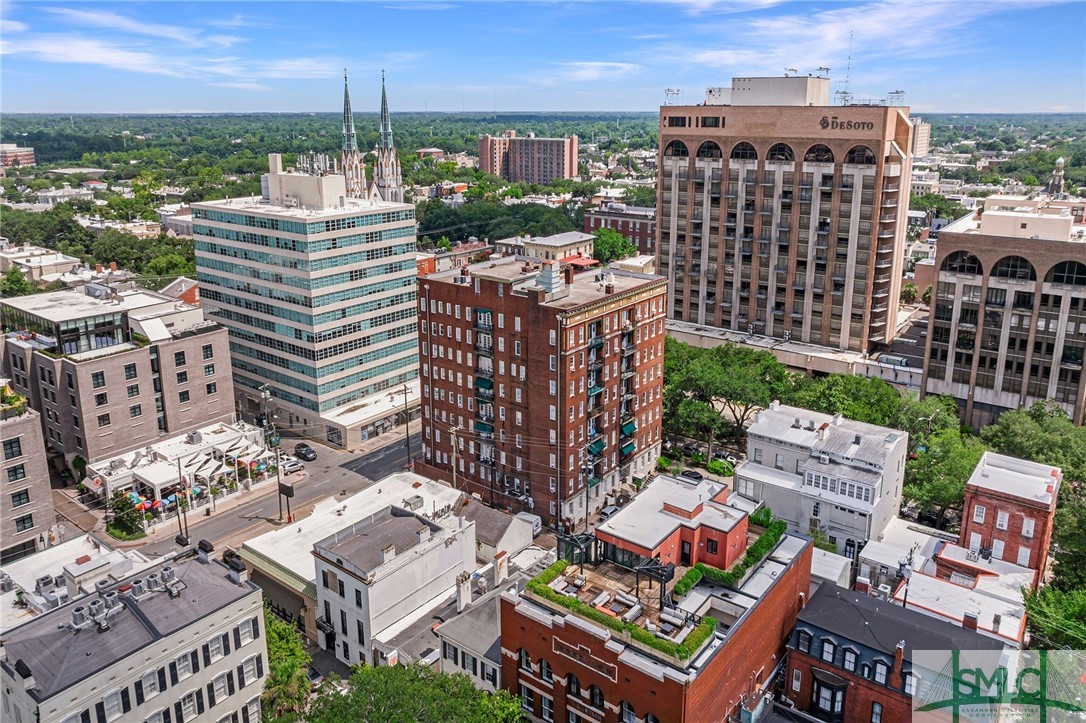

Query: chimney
left=538, top=260, right=564, bottom=293
left=891, top=640, right=906, bottom=688
left=818, top=424, right=828, bottom=441
left=416, top=524, right=432, bottom=545
left=380, top=544, right=396, bottom=564
left=854, top=433, right=862, bottom=445
left=197, top=539, right=214, bottom=564
left=456, top=570, right=472, bottom=613
left=769, top=400, right=780, bottom=410
left=807, top=420, right=816, bottom=431
left=268, top=153, right=283, bottom=174
left=793, top=417, right=801, bottom=429
left=495, top=550, right=509, bottom=584
left=109, top=261, right=117, bottom=272
left=227, top=557, right=249, bottom=585
left=833, top=413, right=843, bottom=426
left=963, top=612, right=979, bottom=630
left=13, top=659, right=34, bottom=691
left=563, top=265, right=575, bottom=286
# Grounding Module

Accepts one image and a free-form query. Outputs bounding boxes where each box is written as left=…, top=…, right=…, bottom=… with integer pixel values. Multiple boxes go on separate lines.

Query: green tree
left=980, top=401, right=1086, bottom=484
left=1023, top=586, right=1086, bottom=648
left=904, top=427, right=987, bottom=528
left=0, top=267, right=35, bottom=297
left=900, top=283, right=919, bottom=305
left=1049, top=494, right=1086, bottom=591
left=888, top=393, right=961, bottom=455
left=675, top=398, right=726, bottom=457
left=108, top=490, right=144, bottom=537
left=808, top=527, right=837, bottom=553
left=787, top=374, right=901, bottom=427
left=909, top=192, right=969, bottom=220
left=262, top=607, right=312, bottom=720
left=921, top=284, right=933, bottom=305
left=144, top=253, right=194, bottom=281
left=436, top=236, right=452, bottom=252
left=592, top=228, right=637, bottom=264
left=304, top=663, right=523, bottom=723
left=622, top=185, right=657, bottom=207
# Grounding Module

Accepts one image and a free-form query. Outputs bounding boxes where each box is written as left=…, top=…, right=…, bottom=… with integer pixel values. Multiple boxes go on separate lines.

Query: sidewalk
left=113, top=471, right=304, bottom=549
left=51, top=488, right=102, bottom=534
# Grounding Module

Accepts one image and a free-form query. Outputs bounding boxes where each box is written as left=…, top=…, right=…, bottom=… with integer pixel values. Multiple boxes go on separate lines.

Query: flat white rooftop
left=240, top=472, right=465, bottom=592
left=967, top=451, right=1059, bottom=507
left=196, top=194, right=410, bottom=220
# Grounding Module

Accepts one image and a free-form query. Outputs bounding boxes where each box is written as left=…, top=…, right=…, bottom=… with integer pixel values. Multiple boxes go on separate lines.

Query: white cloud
left=260, top=58, right=342, bottom=79
left=209, top=81, right=272, bottom=91
left=558, top=61, right=642, bottom=81
left=43, top=7, right=204, bottom=46
left=0, top=34, right=183, bottom=76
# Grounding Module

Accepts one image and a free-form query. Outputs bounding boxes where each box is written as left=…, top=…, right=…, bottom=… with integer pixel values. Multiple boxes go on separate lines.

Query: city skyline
left=1, top=0, right=1083, bottom=114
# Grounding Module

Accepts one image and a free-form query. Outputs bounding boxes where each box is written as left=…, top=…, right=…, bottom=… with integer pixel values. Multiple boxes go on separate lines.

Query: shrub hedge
left=695, top=519, right=788, bottom=588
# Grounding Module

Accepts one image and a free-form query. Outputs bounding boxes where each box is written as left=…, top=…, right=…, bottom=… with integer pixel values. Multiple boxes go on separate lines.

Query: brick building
left=2, top=289, right=234, bottom=468
left=787, top=583, right=1004, bottom=723
left=500, top=514, right=812, bottom=723
left=479, top=131, right=579, bottom=184
left=0, top=144, right=36, bottom=168
left=415, top=257, right=667, bottom=527
left=584, top=202, right=657, bottom=256
left=921, top=192, right=1086, bottom=428
left=657, top=75, right=913, bottom=354
left=959, top=451, right=1060, bottom=574
left=1, top=383, right=53, bottom=564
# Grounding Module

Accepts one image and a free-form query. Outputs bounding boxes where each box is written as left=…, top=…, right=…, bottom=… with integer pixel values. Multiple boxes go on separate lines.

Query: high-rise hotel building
left=922, top=186, right=1086, bottom=428
left=192, top=154, right=418, bottom=446
left=657, top=76, right=914, bottom=353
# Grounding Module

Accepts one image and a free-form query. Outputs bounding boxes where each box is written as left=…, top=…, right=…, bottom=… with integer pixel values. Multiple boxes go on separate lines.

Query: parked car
left=679, top=469, right=704, bottom=481
left=712, top=449, right=740, bottom=465
left=680, top=443, right=703, bottom=457
left=599, top=505, right=620, bottom=520
left=307, top=666, right=324, bottom=690
left=281, top=459, right=304, bottom=474
left=294, top=443, right=317, bottom=461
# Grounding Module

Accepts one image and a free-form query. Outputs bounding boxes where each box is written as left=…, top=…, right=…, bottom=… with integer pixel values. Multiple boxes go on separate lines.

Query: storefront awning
left=587, top=439, right=605, bottom=456
left=621, top=420, right=637, bottom=436
left=474, top=376, right=493, bottom=390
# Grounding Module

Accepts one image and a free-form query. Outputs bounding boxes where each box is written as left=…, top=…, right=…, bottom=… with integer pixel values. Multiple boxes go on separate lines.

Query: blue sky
left=2, top=0, right=1084, bottom=114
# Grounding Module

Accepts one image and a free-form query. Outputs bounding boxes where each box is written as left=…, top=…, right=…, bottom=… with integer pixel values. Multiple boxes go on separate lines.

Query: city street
left=139, top=431, right=421, bottom=557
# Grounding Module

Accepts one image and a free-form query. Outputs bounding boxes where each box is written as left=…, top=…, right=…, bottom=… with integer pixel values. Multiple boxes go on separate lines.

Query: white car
left=281, top=459, right=304, bottom=475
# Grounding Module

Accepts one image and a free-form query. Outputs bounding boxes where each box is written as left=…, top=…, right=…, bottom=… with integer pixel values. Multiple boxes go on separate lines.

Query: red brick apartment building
left=787, top=584, right=1003, bottom=723
left=480, top=131, right=579, bottom=184
left=584, top=202, right=658, bottom=256
left=959, top=451, right=1060, bottom=575
left=500, top=492, right=812, bottom=723
left=415, top=257, right=667, bottom=528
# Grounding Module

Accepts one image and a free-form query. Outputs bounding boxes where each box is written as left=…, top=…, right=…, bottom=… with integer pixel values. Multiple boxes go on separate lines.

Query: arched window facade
left=696, top=140, right=723, bottom=158
left=767, top=143, right=795, bottom=161
left=567, top=674, right=580, bottom=696
left=730, top=142, right=757, bottom=160
left=663, top=140, right=689, bottom=157
left=992, top=256, right=1037, bottom=281
left=804, top=144, right=834, bottom=163
left=844, top=145, right=876, bottom=164
left=620, top=701, right=637, bottom=723
left=941, top=250, right=983, bottom=275
left=1046, top=260, right=1086, bottom=286
left=589, top=685, right=605, bottom=708
left=539, top=658, right=552, bottom=682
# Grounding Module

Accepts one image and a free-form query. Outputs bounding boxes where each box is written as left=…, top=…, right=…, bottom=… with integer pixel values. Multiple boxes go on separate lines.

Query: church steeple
left=378, top=70, right=394, bottom=152
left=372, top=70, right=403, bottom=203
left=342, top=68, right=358, bottom=153
left=340, top=68, right=364, bottom=198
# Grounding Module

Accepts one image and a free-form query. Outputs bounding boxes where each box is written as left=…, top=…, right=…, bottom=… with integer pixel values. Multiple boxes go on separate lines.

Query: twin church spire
left=341, top=69, right=402, bottom=203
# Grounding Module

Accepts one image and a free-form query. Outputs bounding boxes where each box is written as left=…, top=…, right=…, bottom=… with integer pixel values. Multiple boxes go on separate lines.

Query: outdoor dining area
left=84, top=422, right=272, bottom=520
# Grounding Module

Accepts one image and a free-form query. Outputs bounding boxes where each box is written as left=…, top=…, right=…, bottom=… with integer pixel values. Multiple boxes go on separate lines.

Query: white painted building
left=312, top=505, right=475, bottom=668
left=0, top=550, right=267, bottom=723
left=735, top=401, right=908, bottom=558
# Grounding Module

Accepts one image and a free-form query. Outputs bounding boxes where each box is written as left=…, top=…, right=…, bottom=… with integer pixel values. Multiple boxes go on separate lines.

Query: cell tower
left=835, top=31, right=854, bottom=106
left=664, top=88, right=683, bottom=106
left=886, top=89, right=906, bottom=106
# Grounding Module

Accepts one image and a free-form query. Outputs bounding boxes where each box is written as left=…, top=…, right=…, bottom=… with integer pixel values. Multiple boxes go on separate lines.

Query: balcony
left=476, top=410, right=495, bottom=423
left=883, top=184, right=899, bottom=192
left=475, top=367, right=494, bottom=380
left=874, top=259, right=894, bottom=269
left=588, top=384, right=605, bottom=397
left=474, top=318, right=493, bottom=332
left=879, top=216, right=897, bottom=224
left=622, top=342, right=636, bottom=356
left=474, top=341, right=493, bottom=356
left=1061, top=355, right=1084, bottom=370
left=878, top=229, right=896, bottom=238
left=588, top=335, right=605, bottom=350
left=588, top=356, right=604, bottom=372
left=475, top=386, right=495, bottom=402
left=881, top=199, right=897, bottom=208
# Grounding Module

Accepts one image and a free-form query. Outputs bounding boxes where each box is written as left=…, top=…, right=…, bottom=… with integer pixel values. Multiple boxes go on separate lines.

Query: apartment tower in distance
left=922, top=181, right=1086, bottom=428
left=192, top=153, right=418, bottom=447
left=479, top=130, right=579, bottom=184
left=414, top=258, right=667, bottom=527
left=657, top=75, right=914, bottom=353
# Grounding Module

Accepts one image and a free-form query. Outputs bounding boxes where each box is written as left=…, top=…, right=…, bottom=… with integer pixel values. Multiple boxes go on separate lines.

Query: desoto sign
left=820, top=116, right=875, bottom=131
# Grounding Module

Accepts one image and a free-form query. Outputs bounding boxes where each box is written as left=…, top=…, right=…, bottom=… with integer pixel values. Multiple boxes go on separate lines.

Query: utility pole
left=176, top=457, right=189, bottom=538
left=276, top=447, right=284, bottom=521
left=403, top=382, right=413, bottom=469
left=450, top=426, right=461, bottom=491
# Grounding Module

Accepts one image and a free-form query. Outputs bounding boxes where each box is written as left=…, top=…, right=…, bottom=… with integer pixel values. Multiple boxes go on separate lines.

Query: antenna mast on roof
left=664, top=88, right=682, bottom=106
left=835, top=31, right=854, bottom=106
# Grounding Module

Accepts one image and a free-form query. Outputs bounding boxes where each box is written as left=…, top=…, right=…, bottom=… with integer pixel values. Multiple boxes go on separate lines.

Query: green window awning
left=621, top=441, right=637, bottom=456
left=620, top=420, right=637, bottom=436
left=474, top=376, right=493, bottom=389
left=475, top=420, right=494, bottom=434
left=587, top=439, right=606, bottom=456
